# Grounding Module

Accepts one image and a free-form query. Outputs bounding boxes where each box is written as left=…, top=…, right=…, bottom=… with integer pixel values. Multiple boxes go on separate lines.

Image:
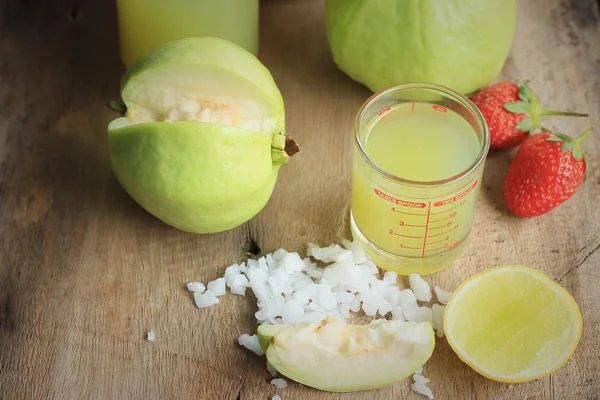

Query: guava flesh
left=119, top=37, right=284, bottom=134
left=258, top=317, right=435, bottom=392
left=121, top=65, right=280, bottom=134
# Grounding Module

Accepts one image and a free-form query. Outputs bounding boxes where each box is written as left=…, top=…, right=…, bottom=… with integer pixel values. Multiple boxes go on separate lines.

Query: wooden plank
left=0, top=0, right=598, bottom=399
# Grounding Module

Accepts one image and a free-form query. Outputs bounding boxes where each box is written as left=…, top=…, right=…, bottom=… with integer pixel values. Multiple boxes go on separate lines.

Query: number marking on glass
left=382, top=179, right=478, bottom=258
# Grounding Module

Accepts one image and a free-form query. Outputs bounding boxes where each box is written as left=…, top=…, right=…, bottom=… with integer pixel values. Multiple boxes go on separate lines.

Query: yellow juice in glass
left=117, top=0, right=259, bottom=68
left=351, top=97, right=487, bottom=275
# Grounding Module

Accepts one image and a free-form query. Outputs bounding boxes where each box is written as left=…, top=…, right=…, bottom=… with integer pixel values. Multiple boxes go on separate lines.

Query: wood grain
left=0, top=0, right=599, bottom=399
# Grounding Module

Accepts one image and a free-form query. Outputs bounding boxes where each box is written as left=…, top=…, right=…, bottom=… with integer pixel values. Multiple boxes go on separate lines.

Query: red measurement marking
left=428, top=224, right=449, bottom=230
left=394, top=210, right=427, bottom=216
left=426, top=237, right=449, bottom=245
left=449, top=240, right=462, bottom=249
left=433, top=105, right=447, bottom=113
left=430, top=216, right=450, bottom=222
left=402, top=246, right=423, bottom=250
left=455, top=177, right=476, bottom=192
left=431, top=204, right=460, bottom=214
left=390, top=232, right=424, bottom=239
left=421, top=201, right=432, bottom=258
left=378, top=107, right=392, bottom=117
left=375, top=189, right=427, bottom=208
left=405, top=224, right=425, bottom=227
left=425, top=247, right=446, bottom=253
left=434, top=180, right=478, bottom=207
left=411, top=101, right=415, bottom=113
left=428, top=228, right=455, bottom=238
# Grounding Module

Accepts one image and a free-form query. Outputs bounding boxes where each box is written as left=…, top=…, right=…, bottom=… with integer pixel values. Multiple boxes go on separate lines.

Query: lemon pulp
left=444, top=265, right=582, bottom=383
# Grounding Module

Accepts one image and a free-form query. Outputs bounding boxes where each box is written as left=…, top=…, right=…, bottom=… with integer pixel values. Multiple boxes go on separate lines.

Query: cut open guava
left=107, top=37, right=297, bottom=233
left=258, top=317, right=435, bottom=392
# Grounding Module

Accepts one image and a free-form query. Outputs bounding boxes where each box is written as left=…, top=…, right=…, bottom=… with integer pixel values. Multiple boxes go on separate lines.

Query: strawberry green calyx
left=503, top=82, right=587, bottom=133
left=546, top=128, right=592, bottom=160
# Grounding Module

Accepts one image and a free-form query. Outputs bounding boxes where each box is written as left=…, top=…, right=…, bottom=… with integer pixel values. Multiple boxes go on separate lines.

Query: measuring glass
left=350, top=83, right=490, bottom=275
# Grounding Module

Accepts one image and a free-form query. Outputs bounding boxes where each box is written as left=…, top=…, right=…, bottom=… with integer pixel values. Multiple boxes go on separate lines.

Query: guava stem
left=284, top=136, right=300, bottom=157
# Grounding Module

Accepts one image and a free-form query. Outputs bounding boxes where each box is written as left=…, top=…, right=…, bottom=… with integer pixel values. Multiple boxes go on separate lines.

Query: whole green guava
left=325, top=0, right=517, bottom=95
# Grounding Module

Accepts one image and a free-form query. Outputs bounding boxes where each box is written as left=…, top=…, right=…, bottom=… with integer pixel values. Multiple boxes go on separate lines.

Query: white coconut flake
left=434, top=286, right=453, bottom=305
left=411, top=370, right=434, bottom=399
left=409, top=274, right=432, bottom=302
left=370, top=280, right=390, bottom=299
left=194, top=289, right=219, bottom=308
left=392, top=306, right=406, bottom=321
left=387, top=286, right=401, bottom=307
left=266, top=360, right=278, bottom=377
left=281, top=300, right=304, bottom=324
left=339, top=303, right=351, bottom=318
left=304, top=311, right=327, bottom=323
left=342, top=238, right=367, bottom=264
left=414, top=373, right=430, bottom=384
left=230, top=274, right=250, bottom=295
left=432, top=304, right=445, bottom=337
left=186, top=281, right=205, bottom=293
left=359, top=289, right=379, bottom=316
left=317, top=284, right=337, bottom=310
left=146, top=330, right=155, bottom=342
left=361, top=258, right=380, bottom=275
left=265, top=254, right=277, bottom=267
left=404, top=306, right=433, bottom=323
left=383, top=271, right=398, bottom=285
left=273, top=248, right=289, bottom=261
left=280, top=252, right=305, bottom=273
left=271, top=378, right=288, bottom=389
left=238, top=261, right=248, bottom=273
left=349, top=294, right=362, bottom=312
left=272, top=396, right=281, bottom=400
left=207, top=278, right=226, bottom=296
left=398, top=289, right=419, bottom=310
left=307, top=243, right=346, bottom=263
left=333, top=291, right=355, bottom=304
left=238, top=333, right=264, bottom=356
left=224, top=264, right=242, bottom=286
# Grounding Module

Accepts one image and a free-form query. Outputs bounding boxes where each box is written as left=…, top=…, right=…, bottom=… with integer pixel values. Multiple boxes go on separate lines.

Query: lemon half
left=444, top=265, right=582, bottom=383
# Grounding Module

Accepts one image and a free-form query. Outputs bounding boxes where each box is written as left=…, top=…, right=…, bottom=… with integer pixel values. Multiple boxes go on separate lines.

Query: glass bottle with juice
left=116, top=0, right=259, bottom=68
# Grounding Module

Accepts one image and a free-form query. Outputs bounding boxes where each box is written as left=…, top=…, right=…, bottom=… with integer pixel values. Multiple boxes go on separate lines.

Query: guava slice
left=257, top=317, right=435, bottom=392
left=107, top=37, right=296, bottom=233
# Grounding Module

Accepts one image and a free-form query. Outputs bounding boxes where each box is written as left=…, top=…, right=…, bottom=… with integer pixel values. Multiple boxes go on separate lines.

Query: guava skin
left=108, top=121, right=282, bottom=234
left=325, top=0, right=517, bottom=95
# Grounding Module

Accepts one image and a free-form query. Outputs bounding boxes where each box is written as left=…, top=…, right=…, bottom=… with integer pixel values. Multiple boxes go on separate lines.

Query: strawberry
left=470, top=82, right=587, bottom=149
left=503, top=129, right=591, bottom=217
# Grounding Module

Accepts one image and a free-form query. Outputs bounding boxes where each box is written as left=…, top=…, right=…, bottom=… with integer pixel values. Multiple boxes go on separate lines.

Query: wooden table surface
left=1, top=0, right=599, bottom=399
